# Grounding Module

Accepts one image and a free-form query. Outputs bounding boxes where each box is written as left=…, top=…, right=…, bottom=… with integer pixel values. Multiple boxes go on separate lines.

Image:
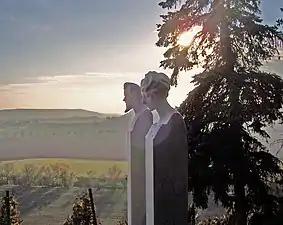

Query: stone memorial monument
left=141, top=71, right=189, bottom=225
left=123, top=82, right=153, bottom=225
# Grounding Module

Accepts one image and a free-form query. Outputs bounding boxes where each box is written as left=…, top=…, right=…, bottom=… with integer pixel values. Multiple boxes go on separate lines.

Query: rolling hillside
left=0, top=109, right=117, bottom=120
left=0, top=185, right=127, bottom=225
left=0, top=109, right=132, bottom=161
left=0, top=109, right=280, bottom=224
left=0, top=109, right=120, bottom=125
left=0, top=109, right=281, bottom=161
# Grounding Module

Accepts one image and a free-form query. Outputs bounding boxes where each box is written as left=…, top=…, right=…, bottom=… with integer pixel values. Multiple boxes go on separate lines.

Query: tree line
left=0, top=163, right=126, bottom=189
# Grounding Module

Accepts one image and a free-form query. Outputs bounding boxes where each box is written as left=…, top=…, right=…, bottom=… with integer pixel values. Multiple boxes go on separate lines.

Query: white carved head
left=140, top=71, right=171, bottom=110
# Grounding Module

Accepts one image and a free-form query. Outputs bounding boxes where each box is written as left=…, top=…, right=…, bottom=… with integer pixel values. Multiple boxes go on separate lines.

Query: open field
left=0, top=185, right=127, bottom=225
left=0, top=109, right=131, bottom=161
left=0, top=158, right=128, bottom=176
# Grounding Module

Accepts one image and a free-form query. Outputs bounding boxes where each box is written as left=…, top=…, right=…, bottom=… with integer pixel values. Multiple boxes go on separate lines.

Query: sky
left=0, top=0, right=282, bottom=113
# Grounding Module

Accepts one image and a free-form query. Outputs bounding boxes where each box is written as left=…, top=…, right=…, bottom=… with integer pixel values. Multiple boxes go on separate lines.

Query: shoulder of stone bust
left=151, top=110, right=160, bottom=124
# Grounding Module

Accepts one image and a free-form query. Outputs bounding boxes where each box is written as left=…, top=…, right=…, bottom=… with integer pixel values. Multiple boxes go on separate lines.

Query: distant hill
left=0, top=108, right=281, bottom=161
left=0, top=109, right=132, bottom=161
left=0, top=109, right=119, bottom=121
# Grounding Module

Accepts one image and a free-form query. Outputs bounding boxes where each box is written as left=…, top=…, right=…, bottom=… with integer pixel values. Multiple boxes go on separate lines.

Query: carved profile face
left=123, top=83, right=142, bottom=113
left=123, top=87, right=134, bottom=113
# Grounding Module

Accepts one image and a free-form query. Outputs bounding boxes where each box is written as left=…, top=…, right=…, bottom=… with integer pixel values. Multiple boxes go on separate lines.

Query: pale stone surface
left=127, top=109, right=152, bottom=225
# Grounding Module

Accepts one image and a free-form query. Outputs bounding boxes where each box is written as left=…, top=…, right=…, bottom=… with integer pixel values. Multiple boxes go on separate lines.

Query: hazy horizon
left=0, top=107, right=121, bottom=115
left=0, top=1, right=282, bottom=114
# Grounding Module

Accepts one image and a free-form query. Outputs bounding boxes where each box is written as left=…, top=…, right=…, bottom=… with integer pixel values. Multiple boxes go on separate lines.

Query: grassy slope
left=0, top=186, right=225, bottom=225
left=0, top=185, right=126, bottom=225
left=0, top=158, right=128, bottom=224
left=0, top=158, right=128, bottom=176
left=0, top=158, right=228, bottom=224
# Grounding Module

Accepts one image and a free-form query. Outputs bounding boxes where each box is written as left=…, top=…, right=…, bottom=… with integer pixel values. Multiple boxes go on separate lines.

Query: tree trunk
left=219, top=1, right=247, bottom=224
left=234, top=181, right=247, bottom=225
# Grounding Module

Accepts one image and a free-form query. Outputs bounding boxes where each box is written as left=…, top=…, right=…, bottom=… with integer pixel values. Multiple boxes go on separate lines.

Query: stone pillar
left=127, top=109, right=152, bottom=225
left=145, top=113, right=188, bottom=225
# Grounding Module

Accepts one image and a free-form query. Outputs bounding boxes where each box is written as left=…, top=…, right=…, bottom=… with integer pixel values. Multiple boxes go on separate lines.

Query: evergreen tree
left=156, top=1, right=283, bottom=224
left=63, top=192, right=100, bottom=225
left=0, top=192, right=22, bottom=225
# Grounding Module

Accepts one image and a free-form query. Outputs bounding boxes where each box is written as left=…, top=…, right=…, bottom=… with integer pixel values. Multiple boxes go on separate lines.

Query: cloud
left=0, top=72, right=145, bottom=112
left=0, top=69, right=198, bottom=113
left=33, top=72, right=142, bottom=86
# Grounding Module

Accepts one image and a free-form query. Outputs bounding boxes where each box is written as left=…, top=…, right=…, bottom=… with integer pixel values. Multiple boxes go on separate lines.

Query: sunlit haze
left=0, top=0, right=282, bottom=114
left=178, top=26, right=203, bottom=47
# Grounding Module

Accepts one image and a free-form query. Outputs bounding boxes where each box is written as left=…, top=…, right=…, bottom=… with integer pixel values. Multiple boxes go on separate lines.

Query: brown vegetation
left=0, top=162, right=126, bottom=191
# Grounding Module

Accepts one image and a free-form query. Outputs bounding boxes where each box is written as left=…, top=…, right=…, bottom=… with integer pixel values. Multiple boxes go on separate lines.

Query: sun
left=177, top=26, right=202, bottom=47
